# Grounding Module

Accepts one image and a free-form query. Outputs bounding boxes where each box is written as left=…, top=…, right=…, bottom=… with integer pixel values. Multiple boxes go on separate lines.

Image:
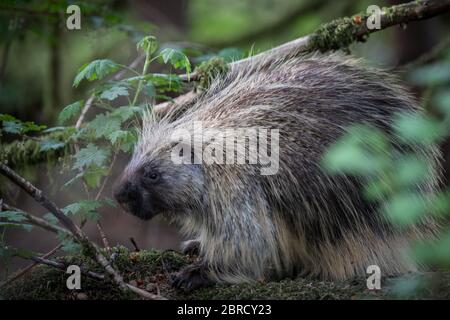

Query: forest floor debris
left=1, top=246, right=449, bottom=300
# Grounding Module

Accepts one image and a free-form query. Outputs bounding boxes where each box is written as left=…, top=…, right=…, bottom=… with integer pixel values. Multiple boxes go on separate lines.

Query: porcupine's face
left=113, top=150, right=205, bottom=220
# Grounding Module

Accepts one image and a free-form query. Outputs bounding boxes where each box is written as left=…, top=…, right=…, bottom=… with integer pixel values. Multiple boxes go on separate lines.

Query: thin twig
left=74, top=56, right=144, bottom=249
left=0, top=158, right=116, bottom=287
left=0, top=163, right=165, bottom=300
left=154, top=0, right=450, bottom=115
left=75, top=96, right=95, bottom=129
left=129, top=237, right=140, bottom=252
left=95, top=151, right=118, bottom=202
left=16, top=254, right=105, bottom=281
left=75, top=55, right=145, bottom=128
left=0, top=244, right=62, bottom=289
left=0, top=164, right=82, bottom=237
left=1, top=202, right=69, bottom=236
left=92, top=150, right=118, bottom=250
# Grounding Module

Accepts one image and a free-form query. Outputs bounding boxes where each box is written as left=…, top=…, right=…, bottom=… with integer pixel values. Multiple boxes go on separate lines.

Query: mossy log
left=2, top=247, right=449, bottom=300
left=1, top=128, right=75, bottom=169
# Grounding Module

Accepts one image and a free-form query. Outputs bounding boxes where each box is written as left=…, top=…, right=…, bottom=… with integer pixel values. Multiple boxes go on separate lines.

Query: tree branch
left=14, top=253, right=105, bottom=281
left=0, top=163, right=166, bottom=300
left=72, top=57, right=145, bottom=250
left=0, top=244, right=62, bottom=289
left=154, top=0, right=450, bottom=115
left=1, top=202, right=69, bottom=236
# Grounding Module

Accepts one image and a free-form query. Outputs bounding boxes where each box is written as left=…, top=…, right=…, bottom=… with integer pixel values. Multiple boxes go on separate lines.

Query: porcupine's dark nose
left=113, top=179, right=142, bottom=217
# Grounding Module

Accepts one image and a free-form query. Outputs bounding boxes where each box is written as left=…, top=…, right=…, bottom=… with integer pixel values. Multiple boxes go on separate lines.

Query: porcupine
left=113, top=53, right=441, bottom=290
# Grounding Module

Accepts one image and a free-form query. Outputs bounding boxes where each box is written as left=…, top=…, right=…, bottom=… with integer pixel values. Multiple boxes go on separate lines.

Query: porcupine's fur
left=114, top=53, right=441, bottom=289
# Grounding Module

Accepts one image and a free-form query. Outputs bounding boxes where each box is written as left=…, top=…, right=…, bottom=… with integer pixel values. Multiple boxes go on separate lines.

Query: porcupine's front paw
left=171, top=263, right=214, bottom=292
left=181, top=239, right=200, bottom=255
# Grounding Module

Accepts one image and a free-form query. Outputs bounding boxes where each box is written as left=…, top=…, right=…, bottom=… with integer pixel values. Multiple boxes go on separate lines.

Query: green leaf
left=73, top=143, right=110, bottom=170
left=0, top=246, right=35, bottom=259
left=73, top=59, right=120, bottom=87
left=434, top=90, right=450, bottom=122
left=61, top=238, right=82, bottom=254
left=409, top=62, right=450, bottom=86
left=2, top=121, right=23, bottom=134
left=99, top=83, right=129, bottom=101
left=104, top=197, right=117, bottom=208
left=390, top=275, right=424, bottom=299
left=144, top=82, right=156, bottom=98
left=429, top=191, right=450, bottom=218
left=0, top=114, right=17, bottom=122
left=0, top=222, right=33, bottom=231
left=0, top=211, right=27, bottom=222
left=109, top=130, right=137, bottom=153
left=146, top=74, right=181, bottom=93
left=82, top=164, right=108, bottom=188
left=413, top=231, right=450, bottom=266
left=43, top=213, right=59, bottom=225
left=322, top=125, right=389, bottom=175
left=137, top=36, right=158, bottom=54
left=57, top=233, right=82, bottom=254
left=218, top=47, right=245, bottom=62
left=1, top=114, right=46, bottom=134
left=394, top=112, right=443, bottom=144
left=39, top=139, right=65, bottom=152
left=62, top=200, right=102, bottom=221
left=364, top=178, right=393, bottom=201
left=62, top=200, right=102, bottom=215
left=22, top=122, right=46, bottom=133
left=58, top=100, right=84, bottom=124
left=383, top=193, right=427, bottom=227
left=107, top=130, right=129, bottom=145
left=111, top=106, right=142, bottom=122
left=88, top=113, right=122, bottom=139
left=159, top=48, right=191, bottom=76
left=394, top=156, right=430, bottom=187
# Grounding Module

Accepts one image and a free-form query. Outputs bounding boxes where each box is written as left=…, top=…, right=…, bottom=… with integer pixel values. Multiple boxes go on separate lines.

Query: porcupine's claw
left=171, top=263, right=213, bottom=292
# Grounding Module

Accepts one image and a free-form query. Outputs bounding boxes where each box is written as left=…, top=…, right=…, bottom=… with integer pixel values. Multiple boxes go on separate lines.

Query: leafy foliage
left=322, top=53, right=450, bottom=272
left=99, top=83, right=129, bottom=101
left=0, top=114, right=46, bottom=135
left=73, top=143, right=111, bottom=170
left=58, top=101, right=84, bottom=124
left=0, top=30, right=242, bottom=292
left=159, top=48, right=192, bottom=77
left=73, top=59, right=120, bottom=87
left=62, top=200, right=103, bottom=221
left=0, top=211, right=33, bottom=232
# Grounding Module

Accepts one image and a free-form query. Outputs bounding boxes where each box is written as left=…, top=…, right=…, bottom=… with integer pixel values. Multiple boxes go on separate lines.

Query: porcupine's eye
left=143, top=169, right=159, bottom=184
left=148, top=172, right=158, bottom=180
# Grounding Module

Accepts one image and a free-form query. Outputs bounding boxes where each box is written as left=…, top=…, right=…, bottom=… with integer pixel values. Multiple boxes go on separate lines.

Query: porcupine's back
left=153, top=53, right=441, bottom=280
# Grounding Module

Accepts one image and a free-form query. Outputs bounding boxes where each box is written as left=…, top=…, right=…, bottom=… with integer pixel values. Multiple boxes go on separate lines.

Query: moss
left=382, top=4, right=412, bottom=23
left=2, top=247, right=450, bottom=300
left=194, top=57, right=229, bottom=91
left=0, top=128, right=75, bottom=169
left=308, top=1, right=416, bottom=53
left=309, top=15, right=368, bottom=52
